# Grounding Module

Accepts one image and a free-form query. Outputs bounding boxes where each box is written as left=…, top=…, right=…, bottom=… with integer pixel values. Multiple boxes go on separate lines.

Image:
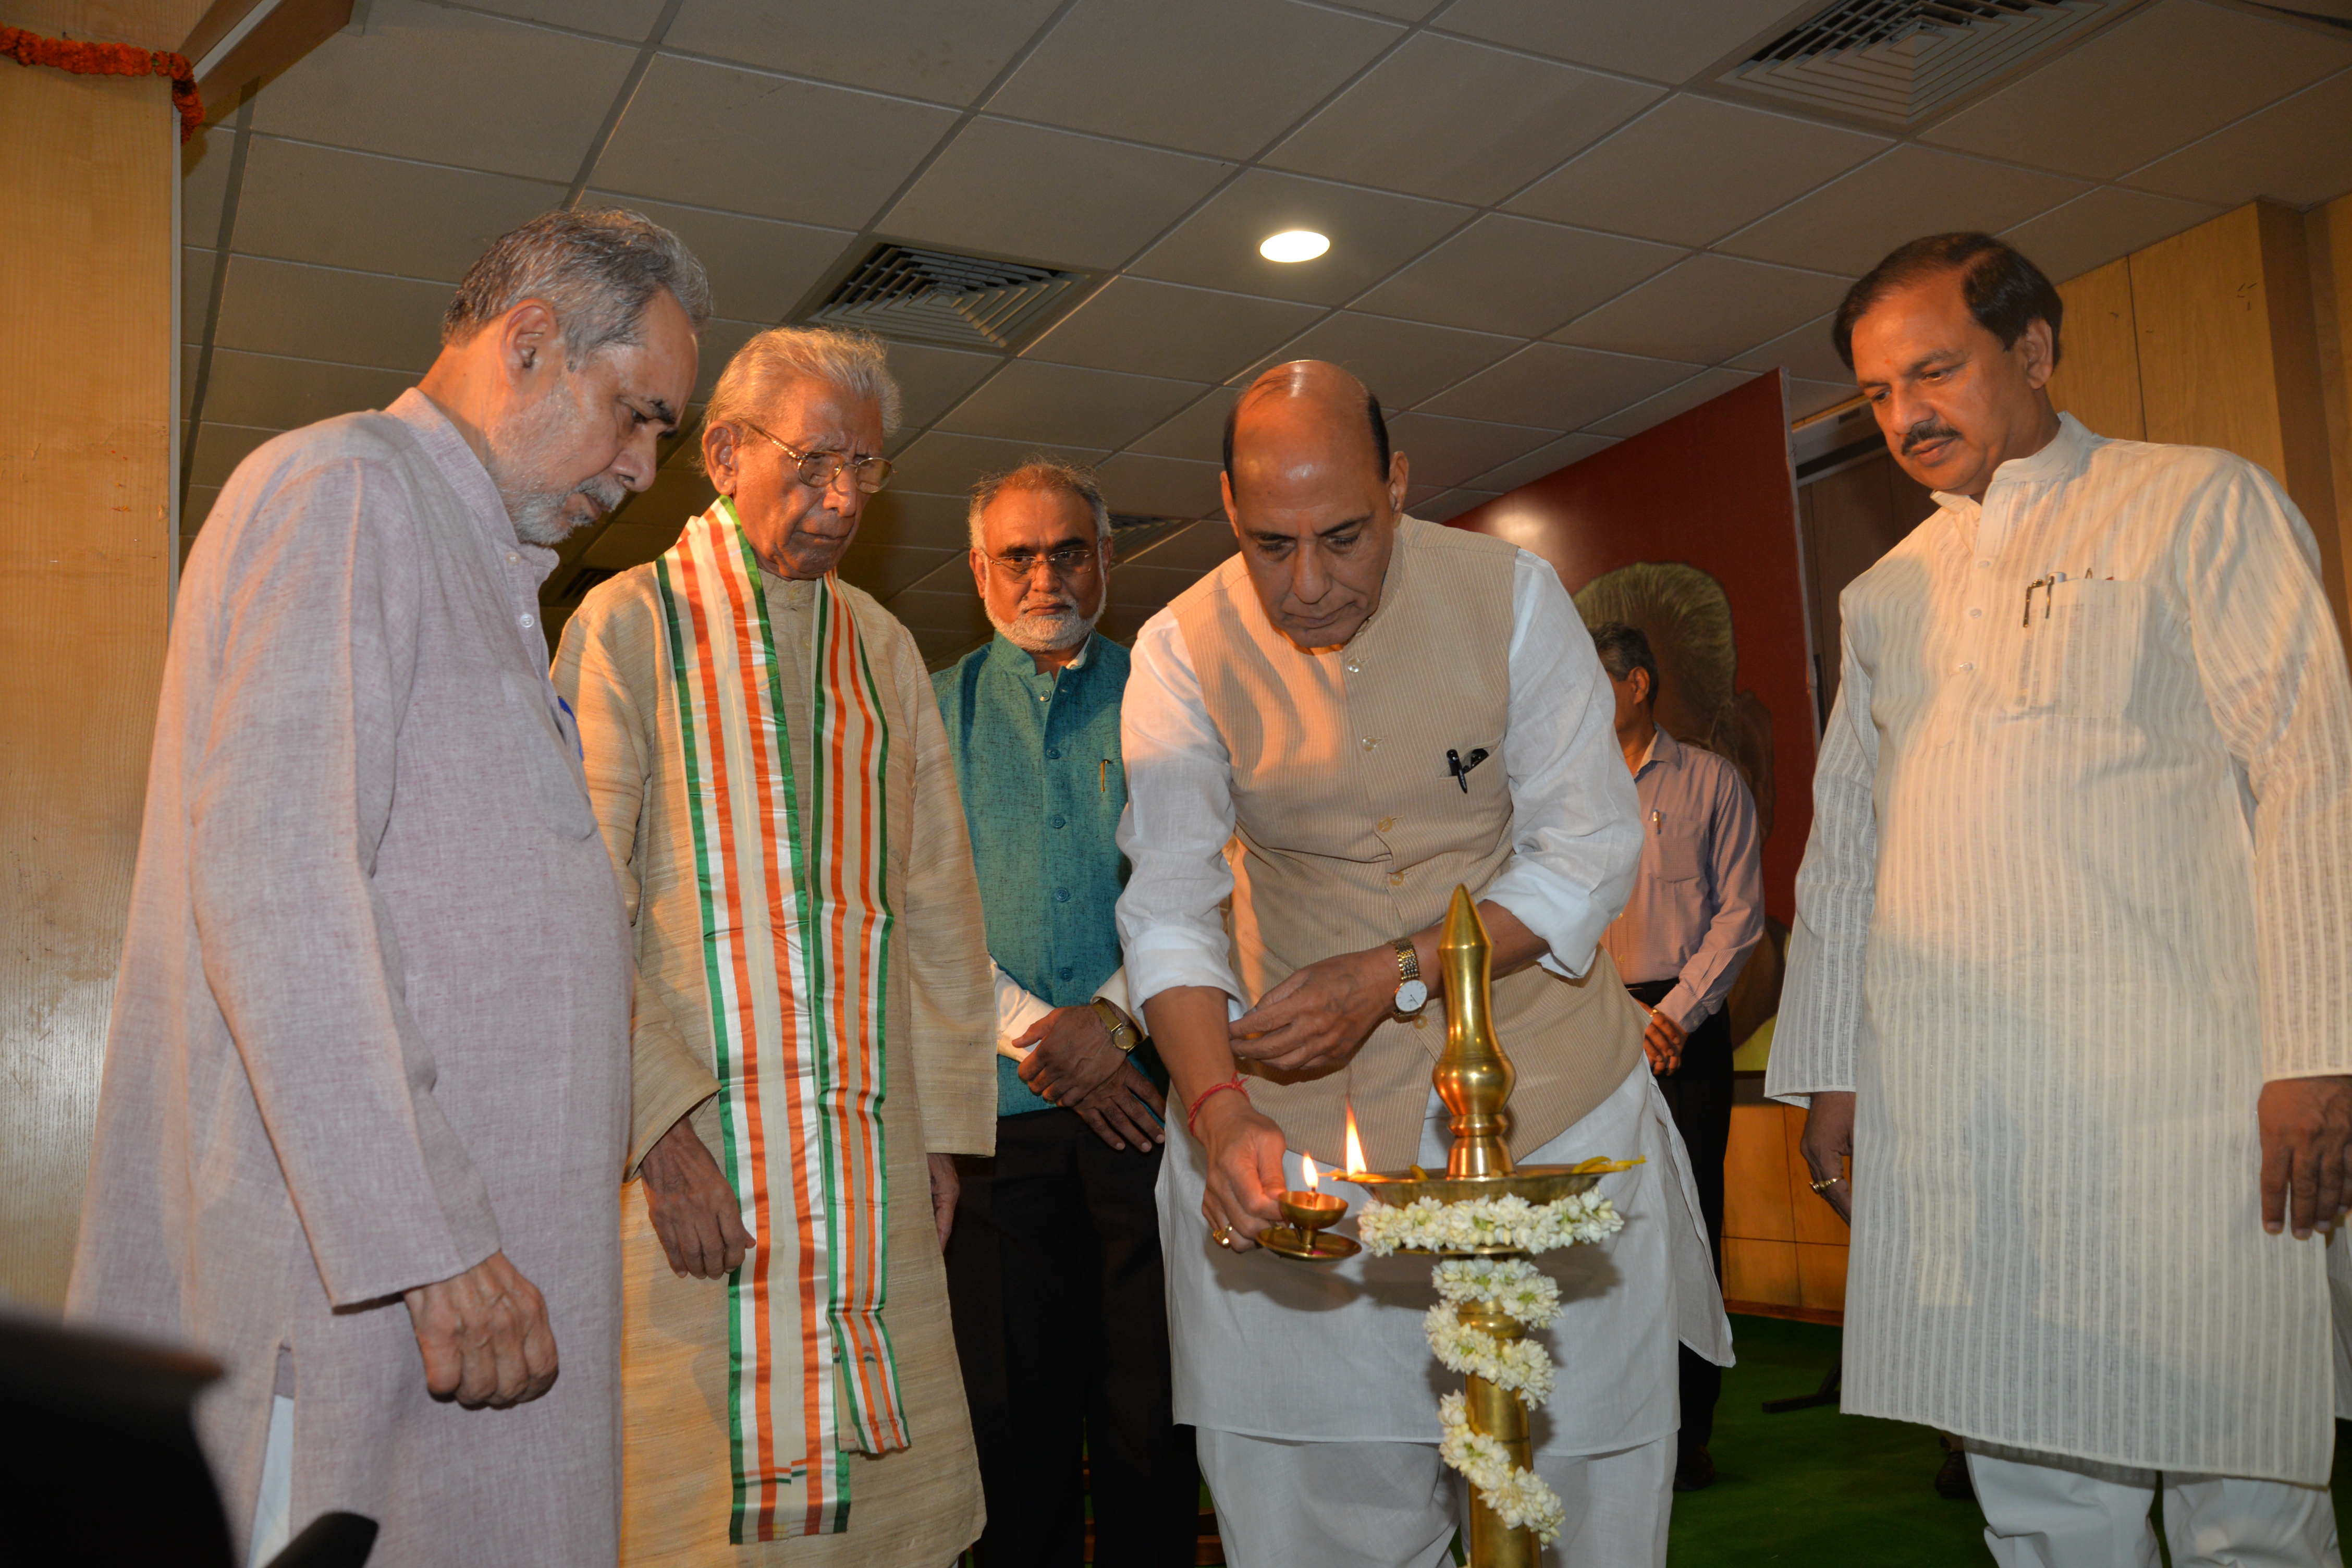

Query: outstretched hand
left=1194, top=1092, right=1287, bottom=1253
left=404, top=1251, right=559, bottom=1408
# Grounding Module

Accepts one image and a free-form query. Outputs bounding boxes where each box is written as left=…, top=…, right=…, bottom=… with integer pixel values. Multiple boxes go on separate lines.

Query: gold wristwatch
left=1391, top=936, right=1428, bottom=1014
left=1090, top=998, right=1141, bottom=1052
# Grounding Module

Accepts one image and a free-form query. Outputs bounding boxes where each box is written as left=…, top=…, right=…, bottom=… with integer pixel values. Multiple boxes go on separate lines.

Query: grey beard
left=483, top=381, right=622, bottom=546
left=988, top=596, right=1102, bottom=653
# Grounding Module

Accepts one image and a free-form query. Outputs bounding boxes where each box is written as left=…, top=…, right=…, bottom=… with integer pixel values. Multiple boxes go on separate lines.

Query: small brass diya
left=1256, top=1160, right=1360, bottom=1261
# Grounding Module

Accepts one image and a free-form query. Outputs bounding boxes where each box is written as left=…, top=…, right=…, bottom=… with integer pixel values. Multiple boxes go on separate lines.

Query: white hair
left=700, top=326, right=901, bottom=466
left=965, top=458, right=1112, bottom=550
left=443, top=207, right=711, bottom=362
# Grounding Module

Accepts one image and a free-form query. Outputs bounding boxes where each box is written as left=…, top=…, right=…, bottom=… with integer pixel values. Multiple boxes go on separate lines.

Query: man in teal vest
left=935, top=460, right=1197, bottom=1567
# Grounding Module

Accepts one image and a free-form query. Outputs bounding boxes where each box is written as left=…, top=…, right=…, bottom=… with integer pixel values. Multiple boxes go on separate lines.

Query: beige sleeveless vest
left=1172, top=517, right=1645, bottom=1173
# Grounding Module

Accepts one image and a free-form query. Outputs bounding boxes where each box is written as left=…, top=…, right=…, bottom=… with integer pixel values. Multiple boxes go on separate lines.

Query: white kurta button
left=1955, top=660, right=1974, bottom=671
left=506, top=552, right=520, bottom=564
left=519, top=613, right=535, bottom=628
left=1344, top=659, right=1362, bottom=674
left=1977, top=560, right=1991, bottom=570
left=1361, top=737, right=1379, bottom=751
left=1969, top=608, right=1982, bottom=618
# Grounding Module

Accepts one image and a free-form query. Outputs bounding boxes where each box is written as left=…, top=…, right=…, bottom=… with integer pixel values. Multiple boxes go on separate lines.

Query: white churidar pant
left=1967, top=1444, right=2342, bottom=1568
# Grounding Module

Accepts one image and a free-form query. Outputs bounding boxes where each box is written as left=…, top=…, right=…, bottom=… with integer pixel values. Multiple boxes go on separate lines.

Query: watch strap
left=1090, top=997, right=1140, bottom=1052
left=1391, top=937, right=1421, bottom=985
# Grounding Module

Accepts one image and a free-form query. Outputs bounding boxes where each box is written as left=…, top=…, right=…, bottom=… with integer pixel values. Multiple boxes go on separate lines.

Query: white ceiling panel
left=2122, top=67, right=2352, bottom=208
left=1263, top=34, right=1662, bottom=205
left=1026, top=278, right=1325, bottom=384
left=189, top=423, right=281, bottom=490
left=1244, top=313, right=1521, bottom=408
left=1125, top=519, right=1241, bottom=571
left=1551, top=253, right=1851, bottom=365
left=1787, top=376, right=1861, bottom=419
left=1467, top=431, right=1616, bottom=493
left=935, top=360, right=1206, bottom=450
left=593, top=56, right=958, bottom=229
left=1105, top=562, right=1209, bottom=611
left=1438, top=0, right=1815, bottom=84
left=888, top=432, right=1112, bottom=502
left=887, top=587, right=995, bottom=638
left=1507, top=95, right=1888, bottom=248
left=1716, top=145, right=2090, bottom=276
left=881, top=119, right=1233, bottom=272
left=182, top=126, right=234, bottom=247
left=183, top=248, right=218, bottom=347
left=854, top=488, right=976, bottom=554
left=238, top=139, right=564, bottom=284
left=464, top=1, right=667, bottom=40
left=1730, top=312, right=1852, bottom=383
left=692, top=320, right=768, bottom=401
left=1385, top=412, right=1561, bottom=488
left=1128, top=170, right=1471, bottom=306
left=882, top=343, right=1005, bottom=430
left=1999, top=186, right=2220, bottom=286
left=214, top=258, right=448, bottom=372
left=598, top=467, right=714, bottom=537
left=1095, top=452, right=1227, bottom=519
left=583, top=521, right=684, bottom=571
left=251, top=1, right=636, bottom=182
left=1412, top=487, right=1504, bottom=522
left=1332, top=0, right=1449, bottom=17
left=199, top=350, right=416, bottom=430
left=1419, top=341, right=1701, bottom=430
left=1922, top=0, right=2351, bottom=180
left=1354, top=215, right=1684, bottom=338
left=1126, top=387, right=1241, bottom=461
left=988, top=0, right=1402, bottom=160
left=1585, top=366, right=1758, bottom=437
left=584, top=193, right=852, bottom=325
left=664, top=0, right=1063, bottom=105
left=837, top=541, right=961, bottom=603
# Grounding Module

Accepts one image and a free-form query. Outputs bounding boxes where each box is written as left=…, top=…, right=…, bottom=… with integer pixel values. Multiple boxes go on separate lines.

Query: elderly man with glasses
left=555, top=326, right=998, bottom=1565
left=935, top=461, right=1200, bottom=1568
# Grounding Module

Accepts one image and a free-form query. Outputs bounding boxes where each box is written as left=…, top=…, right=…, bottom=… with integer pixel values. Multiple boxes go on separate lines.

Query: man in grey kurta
left=67, top=210, right=708, bottom=1566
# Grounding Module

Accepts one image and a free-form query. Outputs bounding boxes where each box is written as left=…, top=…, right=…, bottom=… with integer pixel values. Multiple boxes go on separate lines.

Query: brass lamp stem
left=1434, top=886, right=1515, bottom=1179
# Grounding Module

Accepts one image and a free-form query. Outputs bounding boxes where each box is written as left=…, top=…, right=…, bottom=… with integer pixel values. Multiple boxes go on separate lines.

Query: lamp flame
left=1343, top=1104, right=1368, bottom=1177
left=1302, top=1154, right=1320, bottom=1194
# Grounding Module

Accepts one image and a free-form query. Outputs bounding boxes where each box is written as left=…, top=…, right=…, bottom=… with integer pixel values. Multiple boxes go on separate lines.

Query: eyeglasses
left=738, top=421, right=894, bottom=494
left=982, top=542, right=1101, bottom=582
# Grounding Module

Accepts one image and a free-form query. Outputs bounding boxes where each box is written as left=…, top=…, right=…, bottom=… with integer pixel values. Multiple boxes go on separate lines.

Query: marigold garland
left=1, top=24, right=203, bottom=142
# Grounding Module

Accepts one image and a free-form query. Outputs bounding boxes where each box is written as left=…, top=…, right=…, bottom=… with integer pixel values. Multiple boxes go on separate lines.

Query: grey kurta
left=1770, top=416, right=2352, bottom=1484
left=67, top=389, right=635, bottom=1564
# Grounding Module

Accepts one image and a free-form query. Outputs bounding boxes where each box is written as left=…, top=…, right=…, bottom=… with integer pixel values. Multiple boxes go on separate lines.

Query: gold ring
left=1809, top=1176, right=1845, bottom=1192
left=1212, top=1224, right=1235, bottom=1247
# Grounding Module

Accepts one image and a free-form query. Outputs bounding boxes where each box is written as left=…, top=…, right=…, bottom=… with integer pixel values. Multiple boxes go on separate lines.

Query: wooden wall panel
left=2049, top=256, right=2145, bottom=442
left=2130, top=205, right=2289, bottom=479
left=0, top=9, right=190, bottom=1306
left=2304, top=195, right=2352, bottom=640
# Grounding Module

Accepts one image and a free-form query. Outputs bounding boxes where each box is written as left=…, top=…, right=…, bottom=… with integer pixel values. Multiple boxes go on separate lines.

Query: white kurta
left=1769, top=414, right=2352, bottom=1485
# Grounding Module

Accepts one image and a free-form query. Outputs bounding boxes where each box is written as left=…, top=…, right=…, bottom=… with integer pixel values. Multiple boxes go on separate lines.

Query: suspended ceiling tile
left=693, top=320, right=768, bottom=401
left=886, top=587, right=994, bottom=636
left=881, top=119, right=1234, bottom=273
left=935, top=360, right=1207, bottom=450
left=1096, top=452, right=1229, bottom=519
left=214, top=258, right=449, bottom=372
left=1128, top=169, right=1471, bottom=307
left=1334, top=0, right=1449, bottom=18
left=665, top=0, right=1063, bottom=106
left=1584, top=366, right=1757, bottom=438
left=1263, top=34, right=1662, bottom=206
left=987, top=0, right=1402, bottom=160
left=250, top=0, right=636, bottom=182
left=188, top=423, right=282, bottom=491
left=856, top=488, right=975, bottom=554
left=181, top=348, right=202, bottom=420
left=1439, top=0, right=1815, bottom=83
left=888, top=433, right=1113, bottom=505
left=465, top=1, right=667, bottom=39
left=1106, top=561, right=1212, bottom=611
left=199, top=350, right=416, bottom=430
left=1921, top=0, right=2352, bottom=181
left=885, top=344, right=1006, bottom=431
left=1413, top=487, right=1504, bottom=523
left=1245, top=313, right=1521, bottom=409
left=1716, top=145, right=2090, bottom=277
left=1385, top=412, right=1560, bottom=488
left=1026, top=278, right=1324, bottom=385
left=1466, top=431, right=1616, bottom=493
left=1787, top=376, right=1861, bottom=420
left=183, top=247, right=219, bottom=347
left=1729, top=312, right=1851, bottom=383
left=2122, top=68, right=2352, bottom=209
left=594, top=56, right=958, bottom=229
left=1419, top=341, right=1700, bottom=430
left=2000, top=186, right=2220, bottom=287
left=183, top=486, right=223, bottom=536
left=239, top=140, right=565, bottom=284
left=1125, top=519, right=1240, bottom=571
left=1354, top=215, right=1684, bottom=339
left=584, top=521, right=684, bottom=571
left=1507, top=95, right=1888, bottom=249
left=1551, top=253, right=1852, bottom=366
left=1126, top=387, right=1241, bottom=461
left=602, top=467, right=713, bottom=535
left=913, top=625, right=989, bottom=669
left=182, top=125, right=234, bottom=248
left=584, top=193, right=852, bottom=325
left=837, top=542, right=962, bottom=603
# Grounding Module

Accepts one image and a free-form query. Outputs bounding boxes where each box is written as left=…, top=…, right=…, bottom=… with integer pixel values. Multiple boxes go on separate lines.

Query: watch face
left=1395, top=978, right=1429, bottom=1014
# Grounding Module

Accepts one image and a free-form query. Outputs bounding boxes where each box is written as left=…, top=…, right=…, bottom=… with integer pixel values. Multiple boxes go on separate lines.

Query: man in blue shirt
left=936, top=460, right=1195, bottom=1567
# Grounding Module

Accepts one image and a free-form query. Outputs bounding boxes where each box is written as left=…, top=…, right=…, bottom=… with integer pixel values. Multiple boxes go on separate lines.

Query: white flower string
left=1356, top=1189, right=1622, bottom=1256
left=1433, top=1257, right=1564, bottom=1327
left=1438, top=1393, right=1567, bottom=1544
left=1424, top=1303, right=1557, bottom=1404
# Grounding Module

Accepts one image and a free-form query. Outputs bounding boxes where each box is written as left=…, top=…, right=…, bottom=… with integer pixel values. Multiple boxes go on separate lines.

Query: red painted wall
left=1449, top=371, right=1814, bottom=925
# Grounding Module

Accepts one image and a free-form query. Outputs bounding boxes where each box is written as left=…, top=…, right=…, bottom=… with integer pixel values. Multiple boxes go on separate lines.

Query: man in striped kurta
left=1771, top=232, right=2352, bottom=1565
left=555, top=326, right=997, bottom=1565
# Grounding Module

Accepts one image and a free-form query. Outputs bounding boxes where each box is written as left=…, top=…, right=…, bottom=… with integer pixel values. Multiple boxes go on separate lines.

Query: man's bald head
left=1218, top=361, right=1411, bottom=650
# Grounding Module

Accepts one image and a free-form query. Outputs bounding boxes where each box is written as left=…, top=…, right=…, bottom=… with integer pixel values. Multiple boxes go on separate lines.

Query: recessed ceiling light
left=1259, top=229, right=1330, bottom=264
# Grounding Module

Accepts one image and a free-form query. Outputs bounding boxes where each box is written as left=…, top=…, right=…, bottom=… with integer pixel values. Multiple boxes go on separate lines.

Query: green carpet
left=1673, top=1314, right=2352, bottom=1565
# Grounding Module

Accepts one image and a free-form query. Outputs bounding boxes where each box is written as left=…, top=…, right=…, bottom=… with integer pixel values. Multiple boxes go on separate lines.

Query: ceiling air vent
left=1721, top=0, right=2121, bottom=127
left=807, top=244, right=1089, bottom=353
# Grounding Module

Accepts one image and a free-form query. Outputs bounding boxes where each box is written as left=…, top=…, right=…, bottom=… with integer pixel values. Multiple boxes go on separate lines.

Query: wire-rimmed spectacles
left=739, top=420, right=894, bottom=494
left=982, top=542, right=1101, bottom=582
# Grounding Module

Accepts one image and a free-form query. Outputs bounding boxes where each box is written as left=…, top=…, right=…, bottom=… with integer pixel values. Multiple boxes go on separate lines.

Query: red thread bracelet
left=1186, top=1074, right=1248, bottom=1135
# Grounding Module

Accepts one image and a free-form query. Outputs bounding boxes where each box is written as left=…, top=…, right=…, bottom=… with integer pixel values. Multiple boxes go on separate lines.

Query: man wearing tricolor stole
left=555, top=327, right=997, bottom=1564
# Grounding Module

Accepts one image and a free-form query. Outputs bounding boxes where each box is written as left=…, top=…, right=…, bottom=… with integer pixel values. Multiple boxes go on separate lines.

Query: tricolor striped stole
left=654, top=499, right=905, bottom=1542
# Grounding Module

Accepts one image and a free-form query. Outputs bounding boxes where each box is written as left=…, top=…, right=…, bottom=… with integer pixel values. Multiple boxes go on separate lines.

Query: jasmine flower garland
left=1356, top=1189, right=1622, bottom=1256
left=1438, top=1393, right=1567, bottom=1544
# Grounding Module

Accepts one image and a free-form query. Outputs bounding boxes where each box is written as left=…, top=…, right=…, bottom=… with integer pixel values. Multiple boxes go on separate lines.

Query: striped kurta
left=1769, top=414, right=2352, bottom=1484
left=556, top=559, right=997, bottom=1564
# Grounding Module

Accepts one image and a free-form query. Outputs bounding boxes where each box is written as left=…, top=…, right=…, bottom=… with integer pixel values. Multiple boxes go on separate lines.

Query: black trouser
left=945, top=1108, right=1199, bottom=1568
left=1628, top=977, right=1733, bottom=1452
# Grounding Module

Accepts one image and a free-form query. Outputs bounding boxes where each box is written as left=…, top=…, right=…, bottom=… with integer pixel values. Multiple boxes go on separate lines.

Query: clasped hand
left=1014, top=1004, right=1168, bottom=1152
left=1228, top=946, right=1395, bottom=1075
